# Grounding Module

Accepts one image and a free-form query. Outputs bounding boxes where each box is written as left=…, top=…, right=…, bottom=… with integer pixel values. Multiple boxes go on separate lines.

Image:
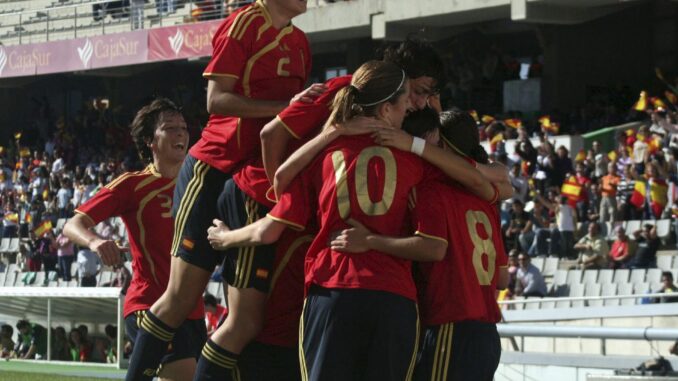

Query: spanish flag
left=34, top=220, right=52, bottom=237
left=469, top=110, right=479, bottom=122
left=504, top=118, right=522, bottom=129
left=24, top=212, right=32, bottom=224
left=651, top=97, right=667, bottom=110
left=481, top=115, right=495, bottom=125
left=665, top=91, right=678, bottom=105
left=629, top=181, right=647, bottom=209
left=5, top=213, right=18, bottom=224
left=561, top=176, right=583, bottom=203
left=19, top=147, right=30, bottom=158
left=649, top=179, right=668, bottom=218
left=489, top=133, right=504, bottom=152
left=607, top=150, right=618, bottom=162
left=648, top=136, right=662, bottom=155
left=633, top=91, right=648, bottom=111
left=574, top=149, right=586, bottom=162
left=538, top=115, right=551, bottom=127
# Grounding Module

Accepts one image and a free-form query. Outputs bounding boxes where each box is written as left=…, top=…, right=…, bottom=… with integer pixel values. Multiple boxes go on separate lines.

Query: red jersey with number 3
left=190, top=1, right=311, bottom=174
left=75, top=165, right=204, bottom=320
left=269, top=135, right=425, bottom=301
left=233, top=75, right=352, bottom=207
left=412, top=179, right=507, bottom=326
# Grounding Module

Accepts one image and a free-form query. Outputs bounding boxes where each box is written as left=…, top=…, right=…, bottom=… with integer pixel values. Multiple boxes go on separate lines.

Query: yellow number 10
left=465, top=210, right=497, bottom=286
left=331, top=147, right=397, bottom=219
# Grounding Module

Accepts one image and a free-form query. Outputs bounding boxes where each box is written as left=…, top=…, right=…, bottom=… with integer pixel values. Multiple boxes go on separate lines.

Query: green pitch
left=0, top=360, right=125, bottom=380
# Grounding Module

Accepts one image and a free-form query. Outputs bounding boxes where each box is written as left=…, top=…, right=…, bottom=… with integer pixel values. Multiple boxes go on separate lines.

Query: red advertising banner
left=0, top=30, right=148, bottom=79
left=148, top=20, right=220, bottom=61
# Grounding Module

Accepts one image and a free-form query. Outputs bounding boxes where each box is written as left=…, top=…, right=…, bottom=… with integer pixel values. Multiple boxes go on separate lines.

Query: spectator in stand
left=574, top=163, right=592, bottom=221
left=204, top=293, right=228, bottom=336
left=505, top=199, right=531, bottom=251
left=105, top=263, right=132, bottom=295
left=526, top=201, right=553, bottom=257
left=537, top=193, right=577, bottom=258
left=77, top=249, right=101, bottom=287
left=587, top=182, right=601, bottom=222
left=0, top=324, right=14, bottom=358
left=515, top=253, right=547, bottom=298
left=3, top=202, right=19, bottom=238
left=574, top=222, right=609, bottom=270
left=630, top=223, right=660, bottom=269
left=509, top=163, right=529, bottom=203
left=645, top=162, right=668, bottom=219
left=506, top=249, right=519, bottom=297
left=56, top=178, right=73, bottom=219
left=633, top=126, right=650, bottom=175
left=551, top=146, right=574, bottom=187
left=600, top=162, right=620, bottom=223
left=608, top=226, right=636, bottom=269
left=56, top=231, right=75, bottom=281
left=618, top=164, right=640, bottom=220
left=15, top=319, right=47, bottom=360
left=69, top=328, right=91, bottom=362
left=35, top=229, right=58, bottom=275
left=52, top=326, right=71, bottom=361
left=653, top=272, right=678, bottom=304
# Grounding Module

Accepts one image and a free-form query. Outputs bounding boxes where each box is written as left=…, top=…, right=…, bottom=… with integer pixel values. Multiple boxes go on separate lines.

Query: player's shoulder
left=104, top=166, right=155, bottom=191
left=223, top=2, right=272, bottom=42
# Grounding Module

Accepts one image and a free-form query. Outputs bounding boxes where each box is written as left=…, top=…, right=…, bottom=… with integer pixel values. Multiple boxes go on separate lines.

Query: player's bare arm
left=207, top=217, right=287, bottom=250
left=330, top=219, right=447, bottom=261
left=64, top=213, right=122, bottom=266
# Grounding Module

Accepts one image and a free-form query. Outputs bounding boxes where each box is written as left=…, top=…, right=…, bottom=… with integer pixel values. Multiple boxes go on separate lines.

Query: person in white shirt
left=77, top=249, right=101, bottom=287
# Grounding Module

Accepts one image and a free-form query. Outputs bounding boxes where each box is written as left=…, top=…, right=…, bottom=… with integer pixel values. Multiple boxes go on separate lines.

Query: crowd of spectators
left=0, top=320, right=122, bottom=363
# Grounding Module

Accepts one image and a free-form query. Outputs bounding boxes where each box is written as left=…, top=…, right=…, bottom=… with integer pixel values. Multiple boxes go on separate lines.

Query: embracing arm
left=329, top=219, right=447, bottom=261
left=206, top=77, right=287, bottom=117
left=207, top=217, right=287, bottom=250
left=478, top=162, right=513, bottom=201
left=261, top=117, right=295, bottom=183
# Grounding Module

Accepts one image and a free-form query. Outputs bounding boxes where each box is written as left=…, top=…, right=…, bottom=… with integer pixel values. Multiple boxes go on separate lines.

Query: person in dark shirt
left=15, top=320, right=47, bottom=359
left=631, top=224, right=660, bottom=269
left=505, top=199, right=531, bottom=251
left=654, top=272, right=678, bottom=304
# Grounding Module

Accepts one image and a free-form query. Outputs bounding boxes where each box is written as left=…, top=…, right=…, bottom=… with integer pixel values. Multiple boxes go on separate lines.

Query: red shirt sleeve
left=411, top=183, right=448, bottom=244
left=75, top=183, right=129, bottom=224
left=202, top=10, right=254, bottom=79
left=268, top=175, right=310, bottom=231
left=277, top=75, right=351, bottom=139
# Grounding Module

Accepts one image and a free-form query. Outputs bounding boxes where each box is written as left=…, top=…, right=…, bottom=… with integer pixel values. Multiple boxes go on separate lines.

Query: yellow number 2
left=331, top=147, right=397, bottom=219
left=465, top=210, right=497, bottom=286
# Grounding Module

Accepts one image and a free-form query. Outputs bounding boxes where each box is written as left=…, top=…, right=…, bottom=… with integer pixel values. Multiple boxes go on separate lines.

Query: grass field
left=0, top=371, right=120, bottom=380
left=0, top=360, right=126, bottom=380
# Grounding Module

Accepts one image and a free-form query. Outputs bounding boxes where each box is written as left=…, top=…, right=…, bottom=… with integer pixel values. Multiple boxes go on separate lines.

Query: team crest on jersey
left=181, top=238, right=195, bottom=251
left=256, top=268, right=269, bottom=279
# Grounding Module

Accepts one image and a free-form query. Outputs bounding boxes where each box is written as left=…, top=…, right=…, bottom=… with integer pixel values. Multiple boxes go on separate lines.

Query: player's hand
left=372, top=128, right=414, bottom=152
left=290, top=83, right=328, bottom=104
left=207, top=219, right=232, bottom=250
left=330, top=219, right=372, bottom=253
left=90, top=238, right=121, bottom=266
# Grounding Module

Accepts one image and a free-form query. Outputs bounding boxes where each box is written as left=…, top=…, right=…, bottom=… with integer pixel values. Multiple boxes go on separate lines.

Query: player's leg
left=193, top=179, right=274, bottom=380
left=126, top=156, right=226, bottom=381
left=156, top=318, right=208, bottom=381
left=412, top=325, right=441, bottom=381
left=449, top=321, right=501, bottom=381
left=301, top=286, right=371, bottom=381
left=363, top=291, right=419, bottom=381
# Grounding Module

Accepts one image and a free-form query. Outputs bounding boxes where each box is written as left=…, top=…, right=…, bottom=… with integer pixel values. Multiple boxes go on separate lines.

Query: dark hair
left=379, top=37, right=446, bottom=92
left=402, top=108, right=440, bottom=138
left=204, top=293, right=218, bottom=307
left=1, top=324, right=12, bottom=336
left=16, top=319, right=29, bottom=330
left=104, top=324, right=116, bottom=338
left=662, top=271, right=673, bottom=281
left=130, top=98, right=182, bottom=164
left=439, top=108, right=489, bottom=164
left=328, top=60, right=407, bottom=127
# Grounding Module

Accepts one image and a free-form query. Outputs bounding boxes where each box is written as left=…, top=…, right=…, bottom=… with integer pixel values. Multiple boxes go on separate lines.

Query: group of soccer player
left=63, top=0, right=514, bottom=380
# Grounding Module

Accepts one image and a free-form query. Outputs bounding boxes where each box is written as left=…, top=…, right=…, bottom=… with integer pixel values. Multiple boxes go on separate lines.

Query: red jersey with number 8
left=412, top=180, right=507, bottom=326
left=269, top=135, right=424, bottom=301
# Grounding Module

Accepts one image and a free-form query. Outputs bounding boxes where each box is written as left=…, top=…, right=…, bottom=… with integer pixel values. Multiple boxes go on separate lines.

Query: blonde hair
left=327, top=60, right=407, bottom=127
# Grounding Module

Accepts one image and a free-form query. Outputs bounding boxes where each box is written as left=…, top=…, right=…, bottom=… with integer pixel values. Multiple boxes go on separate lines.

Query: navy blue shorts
left=239, top=341, right=300, bottom=381
left=221, top=178, right=276, bottom=292
left=125, top=310, right=207, bottom=365
left=171, top=155, right=230, bottom=272
left=300, top=285, right=419, bottom=381
left=414, top=321, right=500, bottom=381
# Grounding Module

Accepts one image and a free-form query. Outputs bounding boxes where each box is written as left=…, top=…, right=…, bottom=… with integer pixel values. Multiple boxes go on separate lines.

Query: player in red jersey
left=205, top=61, right=497, bottom=381
left=330, top=109, right=510, bottom=381
left=128, top=2, right=319, bottom=380
left=64, top=99, right=205, bottom=381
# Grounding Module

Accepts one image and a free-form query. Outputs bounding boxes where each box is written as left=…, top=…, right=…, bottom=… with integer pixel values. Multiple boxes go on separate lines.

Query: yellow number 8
left=331, top=147, right=397, bottom=219
left=465, top=210, right=497, bottom=286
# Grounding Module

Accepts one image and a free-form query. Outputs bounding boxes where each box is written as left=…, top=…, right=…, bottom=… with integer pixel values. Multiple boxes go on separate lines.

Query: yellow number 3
left=465, top=210, right=497, bottom=286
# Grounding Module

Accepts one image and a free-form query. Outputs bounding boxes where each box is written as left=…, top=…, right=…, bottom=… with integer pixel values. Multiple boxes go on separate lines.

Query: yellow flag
left=481, top=115, right=495, bottom=124
left=607, top=150, right=618, bottom=162
left=633, top=91, right=648, bottom=111
left=468, top=110, right=479, bottom=122
left=574, top=149, right=586, bottom=162
left=34, top=220, right=52, bottom=237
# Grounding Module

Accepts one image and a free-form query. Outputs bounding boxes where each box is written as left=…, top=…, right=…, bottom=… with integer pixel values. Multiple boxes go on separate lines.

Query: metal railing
left=499, top=291, right=678, bottom=307
left=0, top=0, right=334, bottom=46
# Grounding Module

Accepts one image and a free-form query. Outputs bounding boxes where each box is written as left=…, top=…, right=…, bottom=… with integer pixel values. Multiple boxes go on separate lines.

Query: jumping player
left=64, top=98, right=204, bottom=381
left=126, top=1, right=317, bottom=380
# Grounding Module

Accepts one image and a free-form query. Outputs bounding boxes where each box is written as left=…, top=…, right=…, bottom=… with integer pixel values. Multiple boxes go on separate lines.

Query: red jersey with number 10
left=412, top=179, right=507, bottom=326
left=191, top=0, right=311, bottom=174
left=75, top=165, right=204, bottom=320
left=269, top=135, right=425, bottom=301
